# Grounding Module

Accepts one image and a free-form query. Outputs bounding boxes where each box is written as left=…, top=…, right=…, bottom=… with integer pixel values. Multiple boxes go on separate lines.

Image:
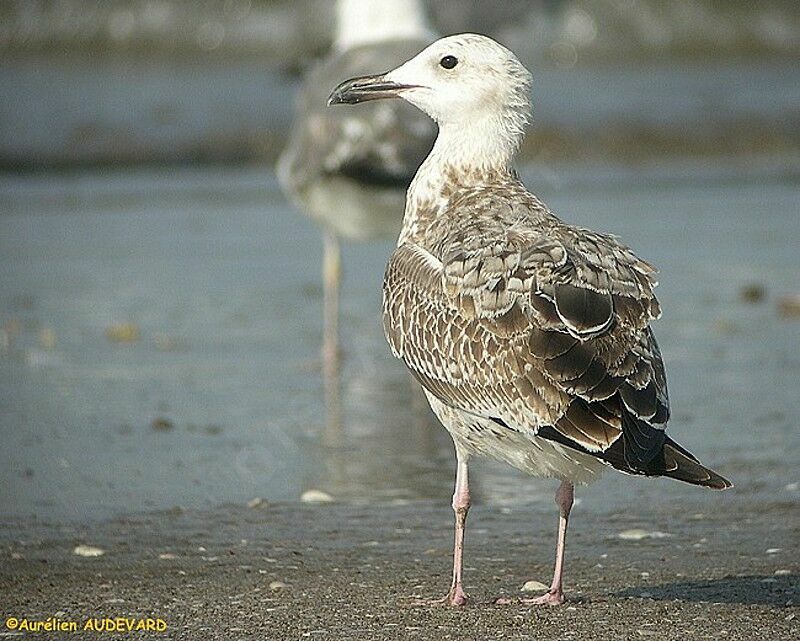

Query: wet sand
left=2, top=168, right=799, bottom=521
left=1, top=497, right=797, bottom=640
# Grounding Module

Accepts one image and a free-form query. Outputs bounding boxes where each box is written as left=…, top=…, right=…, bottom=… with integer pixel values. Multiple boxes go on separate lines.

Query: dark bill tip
left=327, top=74, right=417, bottom=106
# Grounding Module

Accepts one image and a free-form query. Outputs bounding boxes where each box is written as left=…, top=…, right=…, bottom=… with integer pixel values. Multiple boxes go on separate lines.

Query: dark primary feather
left=383, top=174, right=731, bottom=489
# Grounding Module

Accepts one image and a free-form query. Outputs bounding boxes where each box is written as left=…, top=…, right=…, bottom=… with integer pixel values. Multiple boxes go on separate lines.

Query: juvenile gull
left=329, top=34, right=732, bottom=606
left=278, top=0, right=436, bottom=369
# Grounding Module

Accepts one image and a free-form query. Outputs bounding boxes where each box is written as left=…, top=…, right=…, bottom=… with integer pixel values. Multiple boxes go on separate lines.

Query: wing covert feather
left=383, top=190, right=670, bottom=471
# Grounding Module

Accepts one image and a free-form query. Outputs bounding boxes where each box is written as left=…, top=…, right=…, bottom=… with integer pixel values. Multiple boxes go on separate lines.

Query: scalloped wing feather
left=383, top=188, right=672, bottom=472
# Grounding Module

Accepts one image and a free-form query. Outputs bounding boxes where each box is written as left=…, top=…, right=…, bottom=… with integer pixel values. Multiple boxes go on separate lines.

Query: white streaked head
left=335, top=0, right=434, bottom=51
left=329, top=34, right=532, bottom=165
left=385, top=34, right=531, bottom=134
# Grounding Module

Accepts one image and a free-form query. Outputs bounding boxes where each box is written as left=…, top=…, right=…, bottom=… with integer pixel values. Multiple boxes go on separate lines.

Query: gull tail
left=662, top=438, right=733, bottom=490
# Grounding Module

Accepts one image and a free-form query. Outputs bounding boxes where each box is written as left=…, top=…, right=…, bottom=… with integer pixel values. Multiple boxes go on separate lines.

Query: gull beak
left=327, top=73, right=417, bottom=106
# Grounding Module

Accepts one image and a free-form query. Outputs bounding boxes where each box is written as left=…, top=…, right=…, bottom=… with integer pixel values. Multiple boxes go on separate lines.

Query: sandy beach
left=2, top=495, right=797, bottom=640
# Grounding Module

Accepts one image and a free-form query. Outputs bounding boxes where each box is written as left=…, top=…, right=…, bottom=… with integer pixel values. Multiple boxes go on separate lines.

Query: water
left=1, top=165, right=798, bottom=522
left=2, top=58, right=798, bottom=165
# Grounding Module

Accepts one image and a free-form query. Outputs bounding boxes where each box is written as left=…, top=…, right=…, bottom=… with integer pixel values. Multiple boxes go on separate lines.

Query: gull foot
left=410, top=585, right=468, bottom=607
left=495, top=590, right=564, bottom=606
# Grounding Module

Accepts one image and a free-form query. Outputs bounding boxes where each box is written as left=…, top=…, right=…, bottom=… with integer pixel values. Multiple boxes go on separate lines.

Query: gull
left=329, top=33, right=732, bottom=606
left=278, top=0, right=437, bottom=372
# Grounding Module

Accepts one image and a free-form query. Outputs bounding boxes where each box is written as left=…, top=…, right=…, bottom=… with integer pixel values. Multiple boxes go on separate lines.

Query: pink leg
left=413, top=453, right=470, bottom=606
left=525, top=480, right=573, bottom=605
left=446, top=456, right=470, bottom=605
left=497, top=480, right=574, bottom=606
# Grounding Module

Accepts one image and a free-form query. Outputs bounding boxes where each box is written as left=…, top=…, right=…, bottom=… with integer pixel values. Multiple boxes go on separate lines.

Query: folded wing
left=383, top=188, right=702, bottom=480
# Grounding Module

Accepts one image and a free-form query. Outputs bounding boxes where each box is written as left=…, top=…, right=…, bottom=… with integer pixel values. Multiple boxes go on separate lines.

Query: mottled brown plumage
left=330, top=33, right=730, bottom=607
left=383, top=165, right=728, bottom=487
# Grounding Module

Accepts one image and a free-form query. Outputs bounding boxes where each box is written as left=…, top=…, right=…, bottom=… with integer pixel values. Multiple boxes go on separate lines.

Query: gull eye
left=439, top=55, right=458, bottom=70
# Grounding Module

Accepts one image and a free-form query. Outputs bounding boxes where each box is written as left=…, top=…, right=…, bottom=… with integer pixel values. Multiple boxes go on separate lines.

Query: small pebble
left=159, top=553, right=177, bottom=560
left=105, top=322, right=140, bottom=343
left=269, top=581, right=287, bottom=590
left=300, top=489, right=334, bottom=504
left=151, top=417, right=174, bottom=431
left=73, top=544, right=105, bottom=557
left=739, top=283, right=766, bottom=303
left=766, top=548, right=781, bottom=554
left=520, top=580, right=549, bottom=592
left=774, top=569, right=791, bottom=576
left=777, top=294, right=800, bottom=318
left=247, top=497, right=264, bottom=509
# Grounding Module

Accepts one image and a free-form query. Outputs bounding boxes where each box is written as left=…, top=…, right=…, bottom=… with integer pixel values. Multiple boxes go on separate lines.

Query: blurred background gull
left=0, top=0, right=799, bottom=523
left=277, top=0, right=436, bottom=396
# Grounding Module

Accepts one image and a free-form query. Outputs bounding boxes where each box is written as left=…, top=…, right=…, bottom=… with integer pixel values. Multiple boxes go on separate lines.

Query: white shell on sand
left=520, top=580, right=549, bottom=592
left=617, top=529, right=672, bottom=540
left=301, top=489, right=335, bottom=503
left=73, top=544, right=105, bottom=557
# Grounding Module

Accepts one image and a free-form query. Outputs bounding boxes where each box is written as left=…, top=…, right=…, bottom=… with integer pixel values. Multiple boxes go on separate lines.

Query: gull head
left=329, top=34, right=532, bottom=151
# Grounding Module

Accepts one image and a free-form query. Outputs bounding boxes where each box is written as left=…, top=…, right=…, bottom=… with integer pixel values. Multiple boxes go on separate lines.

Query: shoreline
left=2, top=500, right=796, bottom=640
